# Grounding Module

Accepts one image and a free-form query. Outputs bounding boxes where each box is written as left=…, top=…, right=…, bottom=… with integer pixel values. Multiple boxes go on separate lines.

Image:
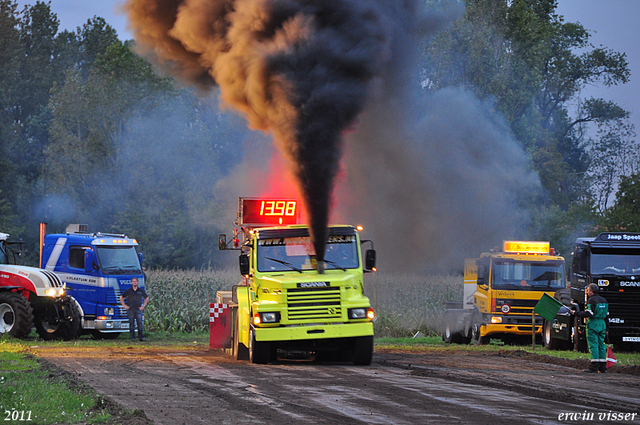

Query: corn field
left=364, top=273, right=463, bottom=337
left=144, top=268, right=463, bottom=337
left=144, top=268, right=238, bottom=332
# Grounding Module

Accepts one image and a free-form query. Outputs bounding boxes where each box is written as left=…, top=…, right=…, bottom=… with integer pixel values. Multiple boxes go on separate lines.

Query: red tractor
left=0, top=232, right=81, bottom=340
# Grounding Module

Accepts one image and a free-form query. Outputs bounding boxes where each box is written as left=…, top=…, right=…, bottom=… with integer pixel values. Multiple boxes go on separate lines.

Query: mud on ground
left=31, top=344, right=640, bottom=425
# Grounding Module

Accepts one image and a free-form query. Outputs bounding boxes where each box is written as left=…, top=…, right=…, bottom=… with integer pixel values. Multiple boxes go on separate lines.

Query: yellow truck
left=442, top=241, right=566, bottom=345
left=218, top=198, right=377, bottom=364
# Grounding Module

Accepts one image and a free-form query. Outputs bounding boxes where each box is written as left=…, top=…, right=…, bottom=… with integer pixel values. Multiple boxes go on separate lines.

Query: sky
left=13, top=0, right=640, bottom=138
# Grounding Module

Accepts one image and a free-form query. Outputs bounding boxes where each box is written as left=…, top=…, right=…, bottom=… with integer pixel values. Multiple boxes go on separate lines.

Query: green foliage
left=0, top=0, right=637, bottom=269
left=603, top=174, right=640, bottom=232
left=423, top=0, right=633, bottom=227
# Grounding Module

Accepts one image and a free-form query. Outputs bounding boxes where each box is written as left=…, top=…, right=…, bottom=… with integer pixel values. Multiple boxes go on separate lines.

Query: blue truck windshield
left=257, top=235, right=359, bottom=272
left=492, top=260, right=566, bottom=290
left=96, top=246, right=142, bottom=275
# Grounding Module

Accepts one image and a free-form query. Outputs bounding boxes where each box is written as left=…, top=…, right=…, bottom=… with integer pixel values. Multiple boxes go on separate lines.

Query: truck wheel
left=233, top=316, right=249, bottom=360
left=35, top=298, right=81, bottom=341
left=471, top=316, right=489, bottom=345
left=352, top=335, right=374, bottom=365
left=572, top=316, right=588, bottom=353
left=91, top=331, right=121, bottom=340
left=0, top=292, right=34, bottom=338
left=442, top=313, right=462, bottom=344
left=543, top=320, right=561, bottom=350
left=248, top=327, right=271, bottom=364
left=553, top=289, right=571, bottom=306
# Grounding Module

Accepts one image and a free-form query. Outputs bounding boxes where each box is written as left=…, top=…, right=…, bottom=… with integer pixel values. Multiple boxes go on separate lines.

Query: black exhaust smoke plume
left=124, top=0, right=413, bottom=261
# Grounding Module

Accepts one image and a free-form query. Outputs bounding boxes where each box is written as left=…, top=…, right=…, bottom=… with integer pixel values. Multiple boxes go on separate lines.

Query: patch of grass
left=0, top=337, right=111, bottom=424
left=374, top=336, right=640, bottom=365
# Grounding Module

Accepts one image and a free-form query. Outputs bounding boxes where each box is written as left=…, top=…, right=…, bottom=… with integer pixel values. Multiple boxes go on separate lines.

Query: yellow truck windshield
left=257, top=235, right=359, bottom=272
left=492, top=260, right=565, bottom=291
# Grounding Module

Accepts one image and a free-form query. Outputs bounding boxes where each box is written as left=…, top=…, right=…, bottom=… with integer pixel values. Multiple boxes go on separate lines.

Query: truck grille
left=602, top=291, right=640, bottom=326
left=107, top=288, right=127, bottom=318
left=286, top=286, right=341, bottom=321
left=498, top=299, right=538, bottom=315
left=107, top=288, right=122, bottom=305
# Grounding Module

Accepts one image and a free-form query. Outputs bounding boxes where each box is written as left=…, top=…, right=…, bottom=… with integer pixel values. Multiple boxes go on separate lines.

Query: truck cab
left=41, top=224, right=144, bottom=338
left=443, top=241, right=566, bottom=345
left=220, top=198, right=377, bottom=364
left=570, top=233, right=640, bottom=348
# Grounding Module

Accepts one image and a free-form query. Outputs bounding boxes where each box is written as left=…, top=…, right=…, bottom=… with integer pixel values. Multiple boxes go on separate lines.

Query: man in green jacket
left=572, top=283, right=608, bottom=373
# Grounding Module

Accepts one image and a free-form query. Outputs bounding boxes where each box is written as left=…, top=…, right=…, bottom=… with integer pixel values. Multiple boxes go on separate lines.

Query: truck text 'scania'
left=219, top=198, right=377, bottom=364
left=443, top=241, right=566, bottom=345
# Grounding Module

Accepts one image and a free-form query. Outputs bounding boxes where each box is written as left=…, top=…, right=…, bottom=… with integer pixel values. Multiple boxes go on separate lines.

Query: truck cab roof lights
left=503, top=241, right=550, bottom=255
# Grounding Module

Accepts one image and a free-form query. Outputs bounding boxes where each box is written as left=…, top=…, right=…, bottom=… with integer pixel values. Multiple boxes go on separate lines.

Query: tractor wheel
left=35, top=298, right=81, bottom=341
left=0, top=292, right=34, bottom=338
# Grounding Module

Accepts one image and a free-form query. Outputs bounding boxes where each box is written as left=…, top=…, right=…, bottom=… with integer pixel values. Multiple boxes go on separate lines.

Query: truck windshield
left=96, top=246, right=142, bottom=275
left=590, top=248, right=640, bottom=275
left=492, top=260, right=565, bottom=290
left=257, top=235, right=359, bottom=272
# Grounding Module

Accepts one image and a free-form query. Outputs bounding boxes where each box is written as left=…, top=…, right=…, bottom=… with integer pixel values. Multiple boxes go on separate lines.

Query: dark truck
left=543, top=232, right=640, bottom=351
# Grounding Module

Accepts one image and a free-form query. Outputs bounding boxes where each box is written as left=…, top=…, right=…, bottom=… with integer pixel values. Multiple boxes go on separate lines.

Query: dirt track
left=33, top=345, right=640, bottom=425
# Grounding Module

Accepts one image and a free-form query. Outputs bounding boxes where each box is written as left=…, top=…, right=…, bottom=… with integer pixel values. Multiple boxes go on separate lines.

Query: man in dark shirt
left=120, top=277, right=149, bottom=341
left=572, top=283, right=608, bottom=372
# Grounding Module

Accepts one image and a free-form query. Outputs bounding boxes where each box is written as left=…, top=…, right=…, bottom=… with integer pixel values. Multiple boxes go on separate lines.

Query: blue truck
left=40, top=224, right=145, bottom=339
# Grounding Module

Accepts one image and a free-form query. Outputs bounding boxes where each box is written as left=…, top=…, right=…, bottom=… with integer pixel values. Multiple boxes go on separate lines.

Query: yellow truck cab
left=443, top=241, right=566, bottom=345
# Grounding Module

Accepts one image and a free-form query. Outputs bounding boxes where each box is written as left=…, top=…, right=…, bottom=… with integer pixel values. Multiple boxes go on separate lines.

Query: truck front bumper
left=86, top=318, right=130, bottom=332
left=255, top=322, right=373, bottom=342
left=481, top=316, right=543, bottom=337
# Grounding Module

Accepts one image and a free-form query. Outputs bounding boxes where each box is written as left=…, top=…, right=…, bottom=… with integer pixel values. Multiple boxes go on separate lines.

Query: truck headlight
left=104, top=307, right=114, bottom=315
left=257, top=312, right=279, bottom=324
left=491, top=316, right=503, bottom=324
left=349, top=308, right=374, bottom=320
left=349, top=308, right=367, bottom=319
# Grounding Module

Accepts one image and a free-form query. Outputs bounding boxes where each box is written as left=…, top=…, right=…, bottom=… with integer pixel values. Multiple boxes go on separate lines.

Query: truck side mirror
left=219, top=234, right=227, bottom=250
left=365, top=249, right=376, bottom=271
left=84, top=249, right=97, bottom=273
left=138, top=252, right=143, bottom=266
left=239, top=254, right=250, bottom=276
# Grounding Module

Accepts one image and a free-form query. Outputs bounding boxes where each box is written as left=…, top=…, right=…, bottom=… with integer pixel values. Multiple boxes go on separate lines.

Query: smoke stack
left=124, top=0, right=409, bottom=261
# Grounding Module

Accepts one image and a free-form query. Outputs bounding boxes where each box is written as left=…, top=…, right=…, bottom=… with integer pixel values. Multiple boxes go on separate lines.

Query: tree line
left=0, top=0, right=637, bottom=269
left=422, top=0, right=638, bottom=255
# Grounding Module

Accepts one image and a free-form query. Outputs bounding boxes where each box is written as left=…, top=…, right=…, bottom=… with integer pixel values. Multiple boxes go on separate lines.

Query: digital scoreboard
left=238, top=198, right=300, bottom=226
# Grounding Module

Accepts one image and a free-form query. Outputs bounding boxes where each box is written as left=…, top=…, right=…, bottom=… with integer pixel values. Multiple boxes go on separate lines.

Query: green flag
left=534, top=293, right=564, bottom=322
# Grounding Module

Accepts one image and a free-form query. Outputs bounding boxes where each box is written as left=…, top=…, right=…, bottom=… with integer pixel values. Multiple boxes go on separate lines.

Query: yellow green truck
left=218, top=198, right=377, bottom=364
left=443, top=241, right=566, bottom=345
